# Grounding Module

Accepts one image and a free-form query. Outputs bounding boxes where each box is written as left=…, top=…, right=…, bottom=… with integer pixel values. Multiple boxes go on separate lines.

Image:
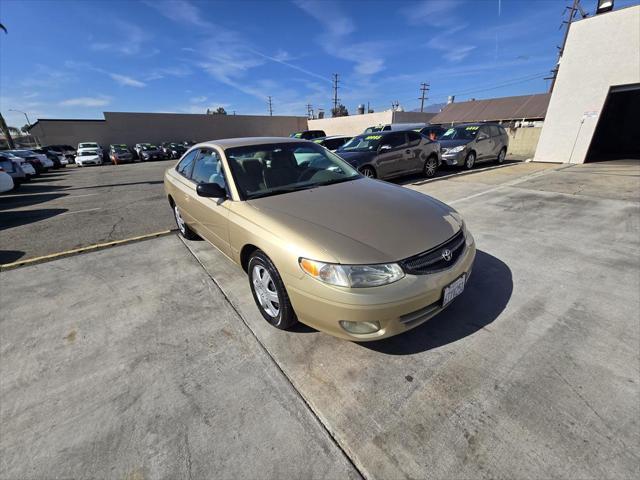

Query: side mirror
left=196, top=182, right=226, bottom=198
left=379, top=144, right=392, bottom=152
left=477, top=133, right=489, bottom=141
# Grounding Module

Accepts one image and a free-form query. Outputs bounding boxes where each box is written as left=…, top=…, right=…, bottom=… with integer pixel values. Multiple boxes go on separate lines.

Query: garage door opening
left=585, top=84, right=640, bottom=162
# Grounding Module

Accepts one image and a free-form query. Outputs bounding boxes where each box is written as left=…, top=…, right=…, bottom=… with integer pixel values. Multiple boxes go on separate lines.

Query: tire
left=464, top=151, right=476, bottom=170
left=360, top=166, right=376, bottom=178
left=172, top=203, right=198, bottom=240
left=248, top=250, right=298, bottom=329
left=423, top=154, right=438, bottom=178
left=497, top=148, right=506, bottom=164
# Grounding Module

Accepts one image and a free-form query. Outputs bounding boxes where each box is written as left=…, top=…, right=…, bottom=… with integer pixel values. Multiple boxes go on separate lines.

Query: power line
left=267, top=96, right=273, bottom=116
left=419, top=82, right=430, bottom=112
left=332, top=73, right=340, bottom=114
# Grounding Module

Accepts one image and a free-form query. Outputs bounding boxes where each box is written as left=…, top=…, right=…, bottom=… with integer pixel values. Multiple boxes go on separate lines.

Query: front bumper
left=441, top=150, right=465, bottom=166
left=286, top=232, right=476, bottom=341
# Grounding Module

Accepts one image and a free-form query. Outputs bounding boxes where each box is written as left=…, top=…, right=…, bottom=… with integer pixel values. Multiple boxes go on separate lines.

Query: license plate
left=443, top=274, right=466, bottom=307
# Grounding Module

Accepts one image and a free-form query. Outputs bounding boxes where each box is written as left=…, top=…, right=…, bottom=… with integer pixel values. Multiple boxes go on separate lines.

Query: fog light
left=339, top=320, right=381, bottom=334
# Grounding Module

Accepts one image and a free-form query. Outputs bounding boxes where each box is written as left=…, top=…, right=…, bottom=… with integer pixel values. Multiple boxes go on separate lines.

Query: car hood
left=438, top=139, right=471, bottom=149
left=245, top=178, right=462, bottom=264
left=335, top=150, right=377, bottom=165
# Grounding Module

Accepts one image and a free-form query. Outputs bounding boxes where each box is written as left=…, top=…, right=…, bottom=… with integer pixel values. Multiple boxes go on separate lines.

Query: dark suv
left=289, top=130, right=326, bottom=140
left=439, top=123, right=509, bottom=169
left=335, top=130, right=441, bottom=179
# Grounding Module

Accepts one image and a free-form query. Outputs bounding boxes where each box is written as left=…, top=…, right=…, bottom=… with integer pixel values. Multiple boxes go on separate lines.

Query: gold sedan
left=164, top=137, right=476, bottom=341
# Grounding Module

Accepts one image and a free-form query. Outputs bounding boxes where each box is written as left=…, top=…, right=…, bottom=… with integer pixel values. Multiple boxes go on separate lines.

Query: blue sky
left=1, top=0, right=638, bottom=127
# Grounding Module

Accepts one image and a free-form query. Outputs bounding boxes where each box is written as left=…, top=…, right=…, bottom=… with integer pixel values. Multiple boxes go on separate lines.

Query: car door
left=374, top=132, right=407, bottom=178
left=187, top=148, right=232, bottom=257
left=404, top=131, right=425, bottom=172
left=172, top=149, right=200, bottom=225
left=475, top=126, right=493, bottom=161
left=489, top=126, right=502, bottom=158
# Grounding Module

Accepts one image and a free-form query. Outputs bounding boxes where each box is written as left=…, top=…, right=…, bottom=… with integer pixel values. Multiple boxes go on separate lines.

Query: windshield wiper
left=312, top=176, right=359, bottom=187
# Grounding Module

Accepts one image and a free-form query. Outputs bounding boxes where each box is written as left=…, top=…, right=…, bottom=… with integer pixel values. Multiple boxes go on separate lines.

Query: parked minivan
left=439, top=123, right=509, bottom=169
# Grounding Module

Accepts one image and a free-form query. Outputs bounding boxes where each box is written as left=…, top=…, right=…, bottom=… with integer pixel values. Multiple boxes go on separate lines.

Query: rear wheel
left=360, top=166, right=376, bottom=178
left=497, top=147, right=506, bottom=164
left=248, top=250, right=297, bottom=329
left=423, top=155, right=438, bottom=178
left=173, top=203, right=198, bottom=240
left=464, top=151, right=476, bottom=170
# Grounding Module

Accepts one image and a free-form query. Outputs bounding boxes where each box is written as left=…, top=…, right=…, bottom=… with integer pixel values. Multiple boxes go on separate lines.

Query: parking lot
left=1, top=159, right=638, bottom=478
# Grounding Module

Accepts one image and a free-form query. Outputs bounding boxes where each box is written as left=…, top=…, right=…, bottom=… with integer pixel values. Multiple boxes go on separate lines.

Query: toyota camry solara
left=164, top=137, right=476, bottom=341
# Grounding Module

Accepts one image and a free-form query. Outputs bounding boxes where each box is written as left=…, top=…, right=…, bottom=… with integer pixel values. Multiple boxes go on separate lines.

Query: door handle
left=405, top=149, right=411, bottom=154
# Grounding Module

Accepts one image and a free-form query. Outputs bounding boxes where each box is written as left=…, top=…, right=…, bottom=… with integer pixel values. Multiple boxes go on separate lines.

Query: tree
left=213, top=106, right=227, bottom=115
left=21, top=124, right=30, bottom=133
left=331, top=104, right=349, bottom=117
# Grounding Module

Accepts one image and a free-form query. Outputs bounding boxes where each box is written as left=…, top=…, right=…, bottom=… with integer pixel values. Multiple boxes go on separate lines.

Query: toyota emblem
left=441, top=249, right=453, bottom=261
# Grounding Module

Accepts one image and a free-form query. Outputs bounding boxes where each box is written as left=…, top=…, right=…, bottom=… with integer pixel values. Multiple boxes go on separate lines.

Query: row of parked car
left=0, top=147, right=66, bottom=192
left=75, top=141, right=196, bottom=166
left=288, top=122, right=510, bottom=179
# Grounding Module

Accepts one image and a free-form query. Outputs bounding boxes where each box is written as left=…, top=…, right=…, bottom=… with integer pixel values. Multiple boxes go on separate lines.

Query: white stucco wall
left=308, top=111, right=393, bottom=136
left=534, top=5, right=640, bottom=164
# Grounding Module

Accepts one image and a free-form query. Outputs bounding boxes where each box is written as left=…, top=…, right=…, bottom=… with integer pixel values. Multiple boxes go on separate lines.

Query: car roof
left=196, top=137, right=312, bottom=149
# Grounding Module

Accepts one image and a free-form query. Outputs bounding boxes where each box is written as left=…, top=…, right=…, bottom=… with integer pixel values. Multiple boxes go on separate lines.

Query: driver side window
left=382, top=133, right=406, bottom=149
left=191, top=149, right=225, bottom=188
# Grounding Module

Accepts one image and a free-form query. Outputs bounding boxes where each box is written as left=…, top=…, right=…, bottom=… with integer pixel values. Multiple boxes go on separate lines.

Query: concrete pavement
left=0, top=235, right=360, bottom=479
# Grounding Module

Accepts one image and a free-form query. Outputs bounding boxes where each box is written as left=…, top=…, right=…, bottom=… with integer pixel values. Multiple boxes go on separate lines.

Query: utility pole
left=548, top=0, right=587, bottom=92
left=418, top=82, right=430, bottom=112
left=306, top=103, right=314, bottom=119
left=267, top=96, right=273, bottom=116
left=332, top=73, right=340, bottom=115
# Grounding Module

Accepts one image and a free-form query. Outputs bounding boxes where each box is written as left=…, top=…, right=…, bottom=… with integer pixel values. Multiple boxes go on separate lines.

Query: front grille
left=400, top=229, right=465, bottom=275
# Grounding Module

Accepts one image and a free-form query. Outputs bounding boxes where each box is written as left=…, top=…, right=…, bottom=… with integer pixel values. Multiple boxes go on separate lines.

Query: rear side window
left=489, top=126, right=500, bottom=137
left=382, top=132, right=406, bottom=149
left=406, top=131, right=422, bottom=146
left=324, top=138, right=347, bottom=150
left=191, top=149, right=225, bottom=188
left=176, top=149, right=198, bottom=178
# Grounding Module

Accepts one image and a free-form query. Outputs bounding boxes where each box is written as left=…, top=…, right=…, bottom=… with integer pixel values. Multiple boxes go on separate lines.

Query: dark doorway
left=585, top=84, right=640, bottom=162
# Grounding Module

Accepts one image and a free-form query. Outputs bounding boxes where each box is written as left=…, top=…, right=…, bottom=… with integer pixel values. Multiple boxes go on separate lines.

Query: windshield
left=338, top=134, right=384, bottom=153
left=114, top=148, right=128, bottom=153
left=79, top=151, right=97, bottom=156
left=225, top=142, right=360, bottom=200
left=440, top=126, right=479, bottom=140
left=141, top=145, right=157, bottom=151
left=79, top=143, right=98, bottom=148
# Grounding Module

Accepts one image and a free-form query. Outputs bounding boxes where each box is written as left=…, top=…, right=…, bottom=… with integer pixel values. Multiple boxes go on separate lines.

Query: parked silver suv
left=439, top=123, right=509, bottom=169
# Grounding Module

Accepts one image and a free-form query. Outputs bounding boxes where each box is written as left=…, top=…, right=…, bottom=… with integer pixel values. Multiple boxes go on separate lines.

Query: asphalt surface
left=1, top=160, right=639, bottom=479
left=0, top=161, right=175, bottom=264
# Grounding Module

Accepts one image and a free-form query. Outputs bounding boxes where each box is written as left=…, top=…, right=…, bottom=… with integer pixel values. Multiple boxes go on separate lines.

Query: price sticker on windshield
left=444, top=128, right=455, bottom=136
left=465, top=126, right=479, bottom=131
left=365, top=135, right=382, bottom=140
left=313, top=139, right=323, bottom=143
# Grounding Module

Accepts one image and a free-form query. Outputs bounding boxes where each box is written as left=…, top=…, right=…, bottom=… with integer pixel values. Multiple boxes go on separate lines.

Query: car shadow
left=0, top=250, right=25, bottom=264
left=0, top=193, right=68, bottom=211
left=0, top=208, right=68, bottom=230
left=361, top=250, right=512, bottom=355
left=393, top=160, right=521, bottom=186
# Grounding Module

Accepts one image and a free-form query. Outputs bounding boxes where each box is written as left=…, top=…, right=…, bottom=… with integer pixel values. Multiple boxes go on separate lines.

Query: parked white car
left=77, top=142, right=103, bottom=160
left=0, top=169, right=14, bottom=193
left=5, top=150, right=54, bottom=170
left=1, top=152, right=37, bottom=177
left=75, top=150, right=103, bottom=166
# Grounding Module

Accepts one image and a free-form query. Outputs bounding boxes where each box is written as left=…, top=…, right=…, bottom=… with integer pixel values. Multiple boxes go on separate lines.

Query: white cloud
left=401, top=0, right=464, bottom=27
left=89, top=20, right=152, bottom=56
left=59, top=96, right=111, bottom=107
left=109, top=73, right=146, bottom=88
left=143, top=0, right=213, bottom=28
left=189, top=96, right=207, bottom=103
left=293, top=0, right=386, bottom=76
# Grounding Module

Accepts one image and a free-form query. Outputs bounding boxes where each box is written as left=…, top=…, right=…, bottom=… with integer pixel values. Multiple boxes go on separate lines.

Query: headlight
left=299, top=258, right=404, bottom=288
left=449, top=145, right=465, bottom=153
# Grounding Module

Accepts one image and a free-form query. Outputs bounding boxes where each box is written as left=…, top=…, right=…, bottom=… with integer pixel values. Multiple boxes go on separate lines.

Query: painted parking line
left=408, top=161, right=524, bottom=186
left=0, top=230, right=175, bottom=272
left=59, top=207, right=102, bottom=216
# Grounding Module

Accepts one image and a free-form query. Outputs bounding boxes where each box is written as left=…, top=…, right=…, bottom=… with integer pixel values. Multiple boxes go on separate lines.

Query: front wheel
left=360, top=166, right=376, bottom=178
left=173, top=203, right=198, bottom=239
left=248, top=250, right=297, bottom=329
left=464, top=152, right=476, bottom=170
left=423, top=155, right=438, bottom=178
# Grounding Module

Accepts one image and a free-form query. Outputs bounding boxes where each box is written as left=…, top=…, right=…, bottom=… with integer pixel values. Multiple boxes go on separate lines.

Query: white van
left=363, top=123, right=427, bottom=134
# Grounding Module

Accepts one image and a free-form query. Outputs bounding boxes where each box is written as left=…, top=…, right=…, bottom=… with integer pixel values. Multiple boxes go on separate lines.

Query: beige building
left=534, top=4, right=640, bottom=164
left=29, top=112, right=308, bottom=147
left=308, top=111, right=435, bottom=137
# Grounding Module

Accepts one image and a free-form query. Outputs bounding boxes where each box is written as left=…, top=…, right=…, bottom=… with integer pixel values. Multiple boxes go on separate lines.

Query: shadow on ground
left=0, top=193, right=68, bottom=211
left=0, top=208, right=68, bottom=230
left=362, top=250, right=512, bottom=355
left=0, top=250, right=25, bottom=264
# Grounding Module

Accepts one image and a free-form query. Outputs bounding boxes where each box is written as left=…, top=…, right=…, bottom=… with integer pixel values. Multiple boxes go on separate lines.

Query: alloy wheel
left=466, top=153, right=475, bottom=169
left=498, top=149, right=506, bottom=163
left=361, top=167, right=375, bottom=178
left=252, top=265, right=280, bottom=318
left=425, top=157, right=438, bottom=177
left=174, top=205, right=186, bottom=235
